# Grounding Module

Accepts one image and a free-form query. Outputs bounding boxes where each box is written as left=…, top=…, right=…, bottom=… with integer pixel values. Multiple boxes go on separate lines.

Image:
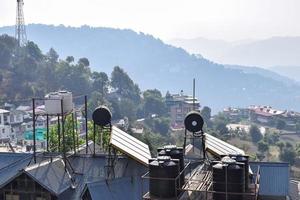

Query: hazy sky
left=1, top=0, right=300, bottom=41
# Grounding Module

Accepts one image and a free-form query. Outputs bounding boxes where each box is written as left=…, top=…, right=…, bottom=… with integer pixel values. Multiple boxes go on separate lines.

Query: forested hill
left=1, top=24, right=300, bottom=111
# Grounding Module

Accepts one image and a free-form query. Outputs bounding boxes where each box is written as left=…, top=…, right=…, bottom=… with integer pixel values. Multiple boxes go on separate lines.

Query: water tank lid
left=221, top=156, right=236, bottom=164
left=157, top=156, right=171, bottom=162
left=213, top=163, right=223, bottom=169
left=58, top=90, right=68, bottom=93
left=164, top=145, right=177, bottom=150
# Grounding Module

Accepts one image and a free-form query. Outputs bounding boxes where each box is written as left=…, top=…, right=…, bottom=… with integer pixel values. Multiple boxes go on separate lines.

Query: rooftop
left=0, top=109, right=10, bottom=114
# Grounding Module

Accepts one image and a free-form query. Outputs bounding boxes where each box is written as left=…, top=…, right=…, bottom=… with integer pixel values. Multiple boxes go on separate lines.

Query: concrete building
left=0, top=109, right=14, bottom=142
left=249, top=105, right=300, bottom=130
left=165, top=91, right=200, bottom=128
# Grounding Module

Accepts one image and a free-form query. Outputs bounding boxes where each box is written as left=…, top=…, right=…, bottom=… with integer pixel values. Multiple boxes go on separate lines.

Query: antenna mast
left=15, top=0, right=27, bottom=47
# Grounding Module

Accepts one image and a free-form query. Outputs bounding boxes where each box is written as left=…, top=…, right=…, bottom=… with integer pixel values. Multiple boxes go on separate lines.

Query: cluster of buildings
left=223, top=105, right=300, bottom=131
left=0, top=102, right=86, bottom=152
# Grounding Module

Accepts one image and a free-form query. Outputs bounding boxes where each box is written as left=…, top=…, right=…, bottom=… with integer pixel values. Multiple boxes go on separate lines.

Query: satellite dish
left=92, top=106, right=112, bottom=126
left=184, top=111, right=204, bottom=133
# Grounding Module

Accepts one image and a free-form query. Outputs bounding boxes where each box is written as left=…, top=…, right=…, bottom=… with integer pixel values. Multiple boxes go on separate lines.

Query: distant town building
left=223, top=107, right=250, bottom=122
left=0, top=109, right=14, bottom=142
left=165, top=90, right=200, bottom=128
left=249, top=105, right=300, bottom=130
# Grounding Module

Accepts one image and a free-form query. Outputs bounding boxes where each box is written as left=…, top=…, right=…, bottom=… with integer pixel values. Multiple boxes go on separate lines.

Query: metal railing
left=141, top=163, right=261, bottom=200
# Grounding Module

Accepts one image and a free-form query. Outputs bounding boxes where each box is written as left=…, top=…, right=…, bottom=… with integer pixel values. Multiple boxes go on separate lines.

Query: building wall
left=250, top=162, right=289, bottom=197
left=0, top=125, right=12, bottom=141
left=259, top=195, right=287, bottom=200
left=0, top=113, right=10, bottom=126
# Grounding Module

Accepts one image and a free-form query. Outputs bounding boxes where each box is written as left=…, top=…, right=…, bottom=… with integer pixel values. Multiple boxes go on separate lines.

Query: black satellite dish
left=92, top=106, right=112, bottom=126
left=184, top=111, right=204, bottom=133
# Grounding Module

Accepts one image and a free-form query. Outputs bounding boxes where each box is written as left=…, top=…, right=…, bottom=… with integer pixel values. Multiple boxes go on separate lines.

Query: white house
left=0, top=109, right=14, bottom=142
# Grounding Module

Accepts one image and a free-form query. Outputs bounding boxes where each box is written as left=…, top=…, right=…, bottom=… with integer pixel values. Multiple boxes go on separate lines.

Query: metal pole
left=193, top=78, right=195, bottom=111
left=61, top=99, right=66, bottom=171
left=74, top=111, right=79, bottom=148
left=46, top=114, right=49, bottom=152
left=93, top=123, right=96, bottom=156
left=32, top=98, right=36, bottom=163
left=85, top=95, right=88, bottom=154
left=72, top=112, right=76, bottom=154
left=202, top=134, right=206, bottom=160
left=57, top=114, right=60, bottom=152
left=183, top=129, right=187, bottom=156
left=225, top=165, right=228, bottom=200
left=100, top=126, right=103, bottom=151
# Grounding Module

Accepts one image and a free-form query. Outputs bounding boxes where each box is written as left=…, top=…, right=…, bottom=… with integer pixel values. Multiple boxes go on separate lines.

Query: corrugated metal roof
left=204, top=133, right=245, bottom=156
left=0, top=153, right=32, bottom=187
left=0, top=109, right=9, bottom=114
left=24, top=158, right=72, bottom=196
left=0, top=144, right=147, bottom=200
left=250, top=162, right=289, bottom=196
left=59, top=155, right=147, bottom=200
left=0, top=152, right=31, bottom=170
left=110, top=126, right=151, bottom=166
left=83, top=176, right=144, bottom=200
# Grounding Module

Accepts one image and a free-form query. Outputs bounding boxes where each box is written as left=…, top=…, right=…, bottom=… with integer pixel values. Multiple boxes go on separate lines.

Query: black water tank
left=92, top=106, right=112, bottom=126
left=212, top=157, right=245, bottom=200
left=234, top=155, right=249, bottom=191
left=157, top=145, right=185, bottom=188
left=149, top=156, right=180, bottom=198
left=221, top=154, right=250, bottom=191
left=184, top=111, right=204, bottom=133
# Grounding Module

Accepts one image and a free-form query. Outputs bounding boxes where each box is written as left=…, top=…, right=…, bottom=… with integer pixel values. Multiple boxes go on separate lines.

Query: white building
left=0, top=109, right=14, bottom=142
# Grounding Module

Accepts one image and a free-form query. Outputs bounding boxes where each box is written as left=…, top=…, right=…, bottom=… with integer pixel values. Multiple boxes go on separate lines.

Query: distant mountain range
left=1, top=24, right=300, bottom=112
left=224, top=65, right=298, bottom=86
left=269, top=66, right=300, bottom=82
left=169, top=37, right=300, bottom=68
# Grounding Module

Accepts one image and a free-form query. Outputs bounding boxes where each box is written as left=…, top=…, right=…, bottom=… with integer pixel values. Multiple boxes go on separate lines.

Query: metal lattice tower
left=15, top=0, right=27, bottom=47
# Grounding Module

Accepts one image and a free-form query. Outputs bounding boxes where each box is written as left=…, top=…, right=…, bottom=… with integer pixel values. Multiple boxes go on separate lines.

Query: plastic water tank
left=58, top=91, right=73, bottom=113
left=234, top=155, right=249, bottom=191
left=149, top=156, right=180, bottom=198
left=212, top=157, right=245, bottom=200
left=157, top=145, right=185, bottom=188
left=45, top=91, right=73, bottom=114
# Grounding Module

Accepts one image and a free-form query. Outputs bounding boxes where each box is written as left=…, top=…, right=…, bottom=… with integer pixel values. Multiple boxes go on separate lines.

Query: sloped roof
left=0, top=153, right=32, bottom=187
left=24, top=158, right=72, bottom=196
left=0, top=142, right=147, bottom=200
left=82, top=176, right=144, bottom=200
left=59, top=155, right=147, bottom=200
left=204, top=133, right=245, bottom=156
left=0, top=109, right=9, bottom=114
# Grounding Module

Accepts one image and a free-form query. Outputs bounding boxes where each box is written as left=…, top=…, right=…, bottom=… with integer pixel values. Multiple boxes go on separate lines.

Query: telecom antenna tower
left=15, top=0, right=27, bottom=47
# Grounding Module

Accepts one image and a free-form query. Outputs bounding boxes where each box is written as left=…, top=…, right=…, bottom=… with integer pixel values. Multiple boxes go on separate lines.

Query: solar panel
left=110, top=126, right=151, bottom=166
left=204, top=133, right=245, bottom=156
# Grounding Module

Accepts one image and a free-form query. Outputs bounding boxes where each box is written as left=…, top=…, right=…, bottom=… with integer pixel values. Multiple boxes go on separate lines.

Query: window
left=176, top=108, right=182, bottom=113
left=16, top=115, right=21, bottom=122
left=5, top=194, right=20, bottom=200
left=4, top=115, right=8, bottom=122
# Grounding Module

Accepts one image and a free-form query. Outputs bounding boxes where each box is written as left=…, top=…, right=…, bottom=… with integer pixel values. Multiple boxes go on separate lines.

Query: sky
left=1, top=0, right=300, bottom=41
